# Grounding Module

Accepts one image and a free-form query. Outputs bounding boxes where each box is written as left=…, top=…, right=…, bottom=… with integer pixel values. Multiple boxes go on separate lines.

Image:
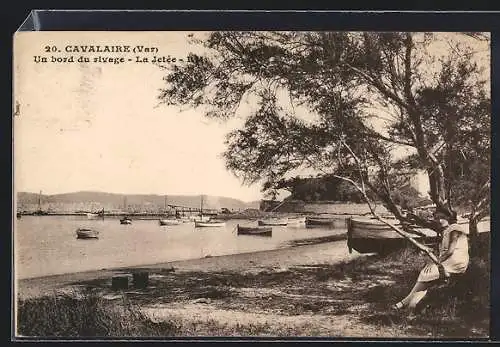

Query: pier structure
left=165, top=204, right=218, bottom=216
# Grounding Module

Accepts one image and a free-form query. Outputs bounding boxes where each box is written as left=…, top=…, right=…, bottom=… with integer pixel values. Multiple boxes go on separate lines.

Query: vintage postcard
left=13, top=30, right=491, bottom=339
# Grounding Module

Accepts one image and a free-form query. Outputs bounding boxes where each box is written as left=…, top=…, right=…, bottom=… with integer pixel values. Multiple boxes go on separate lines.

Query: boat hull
left=305, top=217, right=343, bottom=227
left=258, top=219, right=287, bottom=226
left=159, top=219, right=182, bottom=226
left=347, top=218, right=438, bottom=255
left=120, top=219, right=132, bottom=225
left=190, top=216, right=211, bottom=222
left=194, top=220, right=226, bottom=228
left=287, top=217, right=306, bottom=224
left=237, top=225, right=272, bottom=237
left=76, top=228, right=99, bottom=239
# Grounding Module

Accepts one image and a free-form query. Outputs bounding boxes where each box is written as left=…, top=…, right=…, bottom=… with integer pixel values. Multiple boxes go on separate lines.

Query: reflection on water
left=14, top=216, right=347, bottom=279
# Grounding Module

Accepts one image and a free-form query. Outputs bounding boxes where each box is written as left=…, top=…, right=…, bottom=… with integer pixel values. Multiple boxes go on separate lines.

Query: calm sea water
left=14, top=216, right=347, bottom=279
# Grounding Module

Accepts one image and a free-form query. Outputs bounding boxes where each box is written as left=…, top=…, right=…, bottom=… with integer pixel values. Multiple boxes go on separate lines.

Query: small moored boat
left=76, top=228, right=99, bottom=239
left=194, top=220, right=226, bottom=228
left=258, top=218, right=288, bottom=226
left=120, top=217, right=132, bottom=225
left=190, top=215, right=211, bottom=222
left=287, top=216, right=306, bottom=224
left=159, top=218, right=182, bottom=226
left=191, top=194, right=218, bottom=224
left=236, top=224, right=272, bottom=237
left=305, top=216, right=343, bottom=227
left=178, top=216, right=192, bottom=223
left=87, top=209, right=105, bottom=219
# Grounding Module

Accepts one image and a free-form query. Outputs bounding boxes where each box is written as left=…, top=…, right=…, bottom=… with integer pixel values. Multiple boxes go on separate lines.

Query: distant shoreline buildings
left=15, top=170, right=430, bottom=215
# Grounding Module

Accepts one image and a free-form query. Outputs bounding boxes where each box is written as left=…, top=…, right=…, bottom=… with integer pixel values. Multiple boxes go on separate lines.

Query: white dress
left=417, top=223, right=469, bottom=282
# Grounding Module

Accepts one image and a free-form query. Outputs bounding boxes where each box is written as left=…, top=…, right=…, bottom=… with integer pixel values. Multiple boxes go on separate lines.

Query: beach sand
left=16, top=240, right=396, bottom=337
left=16, top=239, right=354, bottom=300
left=15, top=237, right=489, bottom=338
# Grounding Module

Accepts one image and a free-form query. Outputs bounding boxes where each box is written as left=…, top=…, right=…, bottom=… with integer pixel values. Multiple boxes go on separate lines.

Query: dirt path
left=142, top=303, right=404, bottom=337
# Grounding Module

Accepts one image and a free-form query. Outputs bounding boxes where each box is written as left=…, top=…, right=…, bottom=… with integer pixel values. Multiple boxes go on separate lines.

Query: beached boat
left=159, top=218, right=182, bottom=226
left=194, top=220, right=226, bottom=228
left=120, top=217, right=132, bottom=225
left=76, top=228, right=99, bottom=239
left=346, top=217, right=437, bottom=255
left=258, top=218, right=288, bottom=226
left=236, top=224, right=272, bottom=237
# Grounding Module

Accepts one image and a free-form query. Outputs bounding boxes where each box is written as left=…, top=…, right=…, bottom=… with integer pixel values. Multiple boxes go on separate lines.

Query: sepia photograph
left=13, top=30, right=491, bottom=339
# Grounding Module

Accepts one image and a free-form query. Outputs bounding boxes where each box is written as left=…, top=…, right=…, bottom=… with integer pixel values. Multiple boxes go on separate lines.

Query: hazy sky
left=14, top=32, right=266, bottom=201
left=13, top=32, right=489, bottom=202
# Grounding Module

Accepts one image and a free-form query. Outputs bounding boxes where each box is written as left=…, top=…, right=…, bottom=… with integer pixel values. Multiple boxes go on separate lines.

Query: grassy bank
left=16, top=289, right=179, bottom=337
left=16, top=237, right=489, bottom=338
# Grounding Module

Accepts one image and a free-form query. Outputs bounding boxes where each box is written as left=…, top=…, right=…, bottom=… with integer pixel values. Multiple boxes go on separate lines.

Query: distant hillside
left=16, top=191, right=260, bottom=211
left=17, top=192, right=41, bottom=204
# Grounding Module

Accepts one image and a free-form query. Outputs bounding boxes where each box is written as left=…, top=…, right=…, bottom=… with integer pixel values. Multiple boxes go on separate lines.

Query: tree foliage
left=273, top=175, right=367, bottom=203
left=159, top=32, right=490, bottom=239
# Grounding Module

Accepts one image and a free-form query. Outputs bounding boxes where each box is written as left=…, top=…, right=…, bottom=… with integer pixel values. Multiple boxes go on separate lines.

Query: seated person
left=393, top=217, right=469, bottom=315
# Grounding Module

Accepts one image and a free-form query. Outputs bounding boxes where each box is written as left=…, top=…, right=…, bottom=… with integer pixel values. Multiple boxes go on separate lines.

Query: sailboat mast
left=200, top=194, right=204, bottom=216
left=38, top=190, right=42, bottom=210
left=164, top=195, right=168, bottom=215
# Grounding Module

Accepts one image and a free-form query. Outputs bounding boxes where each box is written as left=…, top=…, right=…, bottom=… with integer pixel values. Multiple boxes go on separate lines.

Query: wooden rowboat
left=346, top=217, right=438, bottom=255
left=76, top=228, right=99, bottom=239
left=159, top=218, right=182, bottom=226
left=305, top=216, right=344, bottom=227
left=236, top=224, right=272, bottom=237
left=194, top=220, right=226, bottom=228
left=258, top=218, right=287, bottom=226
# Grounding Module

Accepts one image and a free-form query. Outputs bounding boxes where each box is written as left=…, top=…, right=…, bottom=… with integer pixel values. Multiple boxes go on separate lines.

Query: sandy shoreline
left=16, top=238, right=357, bottom=300
left=16, top=234, right=490, bottom=338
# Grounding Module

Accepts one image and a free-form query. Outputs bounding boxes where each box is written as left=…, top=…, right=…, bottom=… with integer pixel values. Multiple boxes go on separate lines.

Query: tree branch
left=362, top=130, right=415, bottom=147
left=336, top=143, right=440, bottom=265
left=343, top=62, right=414, bottom=113
left=403, top=34, right=418, bottom=110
